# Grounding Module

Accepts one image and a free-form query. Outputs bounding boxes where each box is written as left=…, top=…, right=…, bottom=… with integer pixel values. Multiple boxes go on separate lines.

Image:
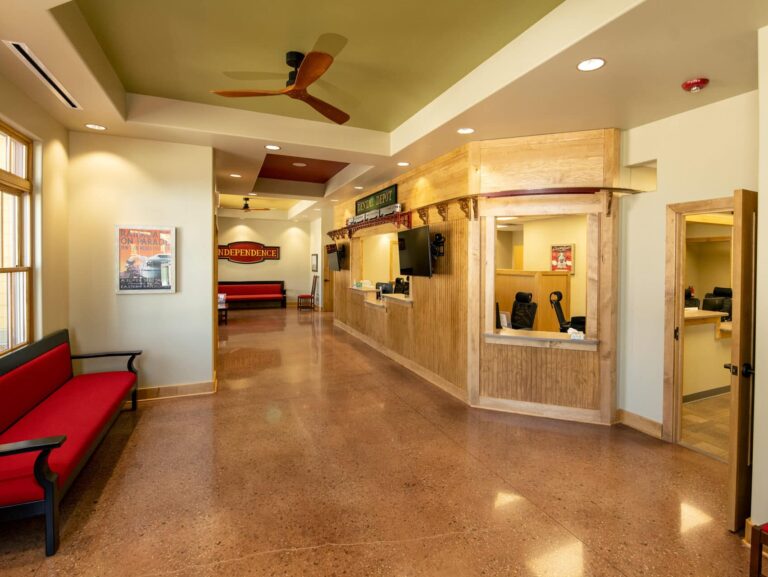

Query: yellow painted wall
left=521, top=215, right=587, bottom=316
left=683, top=324, right=731, bottom=395
left=361, top=232, right=398, bottom=284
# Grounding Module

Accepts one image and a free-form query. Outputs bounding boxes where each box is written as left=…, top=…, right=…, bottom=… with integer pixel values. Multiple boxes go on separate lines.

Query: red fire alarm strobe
left=681, top=78, right=710, bottom=93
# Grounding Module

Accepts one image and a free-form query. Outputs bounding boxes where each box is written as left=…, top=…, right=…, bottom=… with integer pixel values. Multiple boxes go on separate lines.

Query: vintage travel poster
left=117, top=225, right=176, bottom=293
left=550, top=244, right=574, bottom=274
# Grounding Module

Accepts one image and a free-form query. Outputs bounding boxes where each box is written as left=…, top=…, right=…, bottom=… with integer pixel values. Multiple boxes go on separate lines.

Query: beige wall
left=218, top=217, right=310, bottom=300
left=0, top=71, right=69, bottom=338
left=682, top=324, right=731, bottom=396
left=685, top=242, right=731, bottom=298
left=522, top=215, right=587, bottom=316
left=620, top=91, right=758, bottom=424
left=752, top=26, right=768, bottom=524
left=495, top=230, right=520, bottom=269
left=361, top=232, right=398, bottom=284
left=68, top=133, right=214, bottom=389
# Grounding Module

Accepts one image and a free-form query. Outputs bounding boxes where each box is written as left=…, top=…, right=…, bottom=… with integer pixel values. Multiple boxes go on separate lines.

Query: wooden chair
left=750, top=523, right=768, bottom=577
left=298, top=275, right=318, bottom=311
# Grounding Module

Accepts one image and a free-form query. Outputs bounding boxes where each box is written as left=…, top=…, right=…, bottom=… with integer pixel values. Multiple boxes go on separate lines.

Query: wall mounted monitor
left=397, top=226, right=432, bottom=277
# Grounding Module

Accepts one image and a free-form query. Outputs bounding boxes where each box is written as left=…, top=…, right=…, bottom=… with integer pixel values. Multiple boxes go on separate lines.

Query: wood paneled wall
left=334, top=219, right=468, bottom=399
left=495, top=270, right=570, bottom=332
left=333, top=128, right=620, bottom=422
left=480, top=344, right=600, bottom=409
left=334, top=146, right=470, bottom=228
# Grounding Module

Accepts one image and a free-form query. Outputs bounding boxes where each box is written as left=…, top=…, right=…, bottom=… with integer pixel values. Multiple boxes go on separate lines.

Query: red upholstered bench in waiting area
left=0, top=330, right=141, bottom=556
left=218, top=280, right=286, bottom=308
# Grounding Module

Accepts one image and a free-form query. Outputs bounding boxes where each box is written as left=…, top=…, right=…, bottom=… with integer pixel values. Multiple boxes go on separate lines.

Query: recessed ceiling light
left=313, top=208, right=321, bottom=211
left=229, top=173, right=242, bottom=178
left=265, top=144, right=281, bottom=151
left=457, top=127, right=475, bottom=135
left=85, top=123, right=107, bottom=131
left=248, top=192, right=257, bottom=196
left=397, top=162, right=410, bottom=167
left=331, top=199, right=339, bottom=202
left=292, top=162, right=307, bottom=167
left=354, top=186, right=364, bottom=190
left=577, top=58, right=605, bottom=72
left=497, top=216, right=518, bottom=222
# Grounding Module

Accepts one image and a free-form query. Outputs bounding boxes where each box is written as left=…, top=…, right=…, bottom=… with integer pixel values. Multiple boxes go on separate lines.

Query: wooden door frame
left=663, top=196, right=734, bottom=442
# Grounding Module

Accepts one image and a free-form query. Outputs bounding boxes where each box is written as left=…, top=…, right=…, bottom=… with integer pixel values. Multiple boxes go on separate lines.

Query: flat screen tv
left=328, top=249, right=342, bottom=272
left=398, top=226, right=432, bottom=277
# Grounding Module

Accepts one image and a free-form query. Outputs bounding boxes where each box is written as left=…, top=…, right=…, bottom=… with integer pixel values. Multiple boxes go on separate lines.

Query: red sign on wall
left=218, top=242, right=280, bottom=264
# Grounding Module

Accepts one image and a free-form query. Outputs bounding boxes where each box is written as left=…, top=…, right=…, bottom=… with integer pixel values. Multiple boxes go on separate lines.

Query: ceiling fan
left=212, top=34, right=350, bottom=125
left=241, top=197, right=270, bottom=212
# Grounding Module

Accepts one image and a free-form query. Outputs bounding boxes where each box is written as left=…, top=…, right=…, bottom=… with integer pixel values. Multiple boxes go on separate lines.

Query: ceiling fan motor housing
left=285, top=51, right=305, bottom=86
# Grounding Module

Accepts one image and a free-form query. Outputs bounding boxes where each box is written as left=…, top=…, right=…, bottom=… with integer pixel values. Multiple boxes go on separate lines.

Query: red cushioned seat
left=297, top=294, right=312, bottom=298
left=0, top=371, right=135, bottom=507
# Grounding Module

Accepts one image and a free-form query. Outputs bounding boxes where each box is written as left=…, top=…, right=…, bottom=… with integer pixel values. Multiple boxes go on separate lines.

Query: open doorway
left=664, top=190, right=757, bottom=532
left=680, top=212, right=733, bottom=461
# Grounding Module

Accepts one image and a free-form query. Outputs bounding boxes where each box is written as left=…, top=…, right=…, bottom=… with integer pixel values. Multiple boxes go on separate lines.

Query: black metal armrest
left=0, top=436, right=66, bottom=457
left=71, top=351, right=143, bottom=374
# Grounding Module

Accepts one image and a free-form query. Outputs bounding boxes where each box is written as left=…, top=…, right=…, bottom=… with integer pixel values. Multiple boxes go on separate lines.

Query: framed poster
left=551, top=244, right=574, bottom=274
left=311, top=253, right=318, bottom=272
left=116, top=225, right=176, bottom=293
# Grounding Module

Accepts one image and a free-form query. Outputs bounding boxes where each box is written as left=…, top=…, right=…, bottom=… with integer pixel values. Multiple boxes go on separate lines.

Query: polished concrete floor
left=681, top=393, right=730, bottom=461
left=0, top=309, right=750, bottom=576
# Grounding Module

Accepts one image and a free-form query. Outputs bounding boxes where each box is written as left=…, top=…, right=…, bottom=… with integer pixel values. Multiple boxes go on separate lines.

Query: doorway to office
left=663, top=190, right=757, bottom=533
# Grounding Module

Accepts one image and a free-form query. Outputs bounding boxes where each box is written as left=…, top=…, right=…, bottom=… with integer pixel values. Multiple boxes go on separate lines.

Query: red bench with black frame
left=218, top=280, right=287, bottom=308
left=0, top=329, right=141, bottom=556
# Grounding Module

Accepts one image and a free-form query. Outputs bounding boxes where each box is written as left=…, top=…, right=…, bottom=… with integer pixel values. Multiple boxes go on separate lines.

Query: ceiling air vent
left=3, top=41, right=82, bottom=110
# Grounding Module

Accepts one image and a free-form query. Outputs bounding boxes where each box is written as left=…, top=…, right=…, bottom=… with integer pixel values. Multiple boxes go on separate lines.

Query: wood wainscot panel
left=479, top=129, right=611, bottom=193
left=479, top=342, right=600, bottom=409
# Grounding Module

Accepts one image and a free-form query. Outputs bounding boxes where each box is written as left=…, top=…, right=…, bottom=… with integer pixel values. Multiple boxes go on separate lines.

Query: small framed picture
left=116, top=225, right=176, bottom=294
left=311, top=253, right=318, bottom=272
left=551, top=244, right=574, bottom=274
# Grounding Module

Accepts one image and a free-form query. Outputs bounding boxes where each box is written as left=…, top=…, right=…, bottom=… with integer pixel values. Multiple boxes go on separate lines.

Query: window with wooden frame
left=0, top=121, right=32, bottom=353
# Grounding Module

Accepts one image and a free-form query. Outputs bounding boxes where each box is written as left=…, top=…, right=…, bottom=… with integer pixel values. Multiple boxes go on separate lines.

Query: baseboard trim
left=134, top=381, right=215, bottom=404
left=616, top=409, right=663, bottom=439
left=682, top=386, right=730, bottom=404
left=474, top=396, right=606, bottom=425
left=334, top=320, right=468, bottom=403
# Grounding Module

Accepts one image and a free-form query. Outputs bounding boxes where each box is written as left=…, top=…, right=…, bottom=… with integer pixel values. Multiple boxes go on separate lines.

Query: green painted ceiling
left=73, top=0, right=564, bottom=131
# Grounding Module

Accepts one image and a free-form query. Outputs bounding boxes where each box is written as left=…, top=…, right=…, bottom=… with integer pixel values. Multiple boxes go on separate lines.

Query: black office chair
left=509, top=292, right=537, bottom=330
left=704, top=287, right=732, bottom=320
left=549, top=291, right=586, bottom=333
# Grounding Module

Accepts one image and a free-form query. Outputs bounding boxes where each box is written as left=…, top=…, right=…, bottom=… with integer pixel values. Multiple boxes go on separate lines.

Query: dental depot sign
left=217, top=241, right=280, bottom=264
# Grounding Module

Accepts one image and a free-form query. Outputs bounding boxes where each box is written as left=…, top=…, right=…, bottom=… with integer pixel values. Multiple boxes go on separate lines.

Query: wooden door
left=322, top=251, right=334, bottom=312
left=728, top=189, right=757, bottom=531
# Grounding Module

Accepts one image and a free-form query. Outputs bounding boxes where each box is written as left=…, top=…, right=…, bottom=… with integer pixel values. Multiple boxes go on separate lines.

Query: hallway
left=0, top=309, right=750, bottom=576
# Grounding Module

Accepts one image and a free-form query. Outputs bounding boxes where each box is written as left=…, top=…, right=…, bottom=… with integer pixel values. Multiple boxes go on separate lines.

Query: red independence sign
left=218, top=241, right=280, bottom=264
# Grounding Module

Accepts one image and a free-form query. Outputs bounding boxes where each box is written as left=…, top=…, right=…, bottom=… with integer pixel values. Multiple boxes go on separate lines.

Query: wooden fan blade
left=292, top=52, right=333, bottom=90
left=300, top=93, right=350, bottom=125
left=312, top=33, right=348, bottom=58
left=212, top=88, right=287, bottom=97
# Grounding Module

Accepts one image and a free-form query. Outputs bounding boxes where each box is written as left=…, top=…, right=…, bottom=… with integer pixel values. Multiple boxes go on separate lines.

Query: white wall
left=619, top=91, right=758, bottom=423
left=68, top=133, right=214, bottom=389
left=751, top=26, right=768, bottom=525
left=0, top=71, right=69, bottom=338
left=218, top=217, right=310, bottom=301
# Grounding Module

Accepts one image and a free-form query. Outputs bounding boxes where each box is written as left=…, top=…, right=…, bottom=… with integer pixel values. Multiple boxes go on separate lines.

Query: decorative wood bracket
left=417, top=207, right=429, bottom=225
left=471, top=197, right=478, bottom=220
left=436, top=202, right=449, bottom=222
left=458, top=198, right=472, bottom=220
